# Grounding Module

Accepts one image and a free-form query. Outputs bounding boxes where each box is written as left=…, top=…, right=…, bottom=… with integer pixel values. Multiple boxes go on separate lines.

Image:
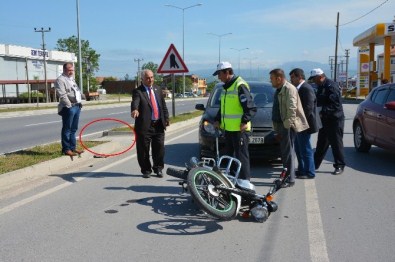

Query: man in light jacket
left=55, top=63, right=84, bottom=158
left=270, top=68, right=309, bottom=187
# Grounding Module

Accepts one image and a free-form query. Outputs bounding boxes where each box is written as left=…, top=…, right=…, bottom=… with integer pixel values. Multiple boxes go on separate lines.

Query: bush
left=19, top=91, right=45, bottom=98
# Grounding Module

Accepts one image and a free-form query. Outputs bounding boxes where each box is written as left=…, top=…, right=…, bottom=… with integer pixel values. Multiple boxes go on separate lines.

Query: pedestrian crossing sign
left=157, top=44, right=189, bottom=74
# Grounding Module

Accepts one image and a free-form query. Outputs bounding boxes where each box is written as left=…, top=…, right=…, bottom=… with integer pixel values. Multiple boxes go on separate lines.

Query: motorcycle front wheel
left=187, top=167, right=237, bottom=220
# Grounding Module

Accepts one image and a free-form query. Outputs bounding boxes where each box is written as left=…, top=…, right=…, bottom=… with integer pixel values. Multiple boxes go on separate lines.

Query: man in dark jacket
left=131, top=69, right=169, bottom=178
left=290, top=68, right=321, bottom=179
left=309, top=68, right=345, bottom=175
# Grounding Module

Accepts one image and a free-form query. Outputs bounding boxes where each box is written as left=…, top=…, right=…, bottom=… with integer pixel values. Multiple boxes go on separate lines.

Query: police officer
left=213, top=62, right=257, bottom=188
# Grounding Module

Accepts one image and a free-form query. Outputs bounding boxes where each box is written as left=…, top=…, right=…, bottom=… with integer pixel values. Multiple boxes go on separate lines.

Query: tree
left=55, top=36, right=100, bottom=91
left=103, top=76, right=117, bottom=81
left=206, top=80, right=219, bottom=93
left=167, top=77, right=193, bottom=94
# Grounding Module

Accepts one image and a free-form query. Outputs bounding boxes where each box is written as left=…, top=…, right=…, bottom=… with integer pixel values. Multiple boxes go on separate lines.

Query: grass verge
left=0, top=141, right=104, bottom=175
left=170, top=110, right=203, bottom=123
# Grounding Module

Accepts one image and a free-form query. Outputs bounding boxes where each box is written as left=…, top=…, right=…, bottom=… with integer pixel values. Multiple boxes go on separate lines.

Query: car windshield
left=209, top=82, right=274, bottom=108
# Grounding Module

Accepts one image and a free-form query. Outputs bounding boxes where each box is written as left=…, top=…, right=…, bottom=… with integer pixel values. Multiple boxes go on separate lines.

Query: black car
left=195, top=81, right=281, bottom=160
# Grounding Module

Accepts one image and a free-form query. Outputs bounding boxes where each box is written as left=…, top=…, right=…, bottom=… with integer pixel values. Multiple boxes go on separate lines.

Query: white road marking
left=107, top=111, right=129, bottom=115
left=25, top=120, right=61, bottom=127
left=0, top=128, right=198, bottom=215
left=305, top=179, right=330, bottom=262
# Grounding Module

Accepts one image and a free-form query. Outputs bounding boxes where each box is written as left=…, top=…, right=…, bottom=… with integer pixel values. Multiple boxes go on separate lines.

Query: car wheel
left=353, top=122, right=371, bottom=152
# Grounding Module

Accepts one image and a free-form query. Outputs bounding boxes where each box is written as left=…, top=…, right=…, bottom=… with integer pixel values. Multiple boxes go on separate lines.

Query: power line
left=340, top=0, right=389, bottom=26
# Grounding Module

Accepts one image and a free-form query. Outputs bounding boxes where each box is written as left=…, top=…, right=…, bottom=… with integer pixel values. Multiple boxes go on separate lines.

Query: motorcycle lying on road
left=166, top=131, right=289, bottom=222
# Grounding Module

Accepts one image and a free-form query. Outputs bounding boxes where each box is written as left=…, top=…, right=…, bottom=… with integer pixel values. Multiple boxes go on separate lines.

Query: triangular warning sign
left=157, top=44, right=189, bottom=74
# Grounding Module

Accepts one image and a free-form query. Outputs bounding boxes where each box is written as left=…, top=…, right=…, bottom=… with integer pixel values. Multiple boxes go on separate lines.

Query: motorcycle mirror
left=187, top=157, right=199, bottom=168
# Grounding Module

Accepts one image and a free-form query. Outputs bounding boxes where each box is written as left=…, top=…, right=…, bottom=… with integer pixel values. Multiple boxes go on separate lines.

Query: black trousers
left=277, top=123, right=296, bottom=182
left=223, top=131, right=251, bottom=180
left=314, top=117, right=346, bottom=169
left=136, top=123, right=165, bottom=174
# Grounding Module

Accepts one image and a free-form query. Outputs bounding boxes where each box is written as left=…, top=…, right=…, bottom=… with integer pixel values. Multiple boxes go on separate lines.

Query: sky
left=1, top=0, right=394, bottom=80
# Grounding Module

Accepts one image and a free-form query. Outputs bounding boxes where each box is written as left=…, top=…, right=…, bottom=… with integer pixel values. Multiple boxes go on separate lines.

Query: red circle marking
left=79, top=118, right=136, bottom=157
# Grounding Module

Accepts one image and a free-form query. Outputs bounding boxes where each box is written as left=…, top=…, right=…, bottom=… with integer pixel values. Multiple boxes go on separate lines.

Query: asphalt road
left=0, top=102, right=394, bottom=262
left=0, top=98, right=208, bottom=154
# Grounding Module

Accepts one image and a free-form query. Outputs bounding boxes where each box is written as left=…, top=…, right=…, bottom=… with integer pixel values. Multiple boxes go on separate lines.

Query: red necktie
left=150, top=88, right=159, bottom=119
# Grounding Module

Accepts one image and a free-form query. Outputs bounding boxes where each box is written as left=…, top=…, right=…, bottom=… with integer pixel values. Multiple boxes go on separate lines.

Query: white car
left=97, top=88, right=106, bottom=95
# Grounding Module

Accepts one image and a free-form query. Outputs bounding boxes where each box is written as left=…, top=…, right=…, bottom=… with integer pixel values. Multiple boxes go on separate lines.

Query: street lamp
left=165, top=3, right=202, bottom=96
left=76, top=0, right=83, bottom=93
left=34, top=27, right=51, bottom=103
left=230, top=47, right=249, bottom=75
left=207, top=32, right=232, bottom=63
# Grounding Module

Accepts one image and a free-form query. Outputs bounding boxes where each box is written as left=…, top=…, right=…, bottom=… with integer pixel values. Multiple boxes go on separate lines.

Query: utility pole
left=334, top=12, right=339, bottom=82
left=345, top=49, right=350, bottom=89
left=34, top=27, right=51, bottom=103
left=329, top=55, right=345, bottom=81
left=25, top=57, right=30, bottom=103
left=84, top=56, right=91, bottom=92
left=134, top=58, right=144, bottom=85
left=329, top=57, right=334, bottom=79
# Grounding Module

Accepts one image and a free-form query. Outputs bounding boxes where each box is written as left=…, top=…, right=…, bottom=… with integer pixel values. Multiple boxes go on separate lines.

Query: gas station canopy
left=353, top=23, right=395, bottom=46
left=353, top=22, right=395, bottom=87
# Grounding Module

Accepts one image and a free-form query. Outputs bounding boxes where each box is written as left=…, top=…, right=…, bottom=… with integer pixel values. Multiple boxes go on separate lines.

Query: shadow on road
left=50, top=171, right=136, bottom=183
left=100, top=187, right=224, bottom=235
left=135, top=196, right=223, bottom=235
left=165, top=143, right=199, bottom=167
left=137, top=218, right=223, bottom=235
left=321, top=146, right=395, bottom=177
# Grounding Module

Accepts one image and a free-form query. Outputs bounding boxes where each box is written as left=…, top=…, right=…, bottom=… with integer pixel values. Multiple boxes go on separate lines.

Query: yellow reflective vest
left=220, top=77, right=251, bottom=131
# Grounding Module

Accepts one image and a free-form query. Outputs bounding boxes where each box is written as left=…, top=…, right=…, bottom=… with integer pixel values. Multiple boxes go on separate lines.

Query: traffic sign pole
left=172, top=74, right=175, bottom=118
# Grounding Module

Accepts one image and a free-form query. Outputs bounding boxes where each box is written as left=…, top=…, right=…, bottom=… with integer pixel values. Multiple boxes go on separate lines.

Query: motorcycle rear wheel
left=187, top=167, right=237, bottom=220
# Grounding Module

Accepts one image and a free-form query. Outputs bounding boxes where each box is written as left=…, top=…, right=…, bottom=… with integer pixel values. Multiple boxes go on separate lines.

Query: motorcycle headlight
left=250, top=204, right=269, bottom=223
left=202, top=120, right=216, bottom=135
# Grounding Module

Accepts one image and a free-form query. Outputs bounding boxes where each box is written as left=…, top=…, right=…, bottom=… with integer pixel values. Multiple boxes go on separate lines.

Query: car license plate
left=249, top=136, right=264, bottom=144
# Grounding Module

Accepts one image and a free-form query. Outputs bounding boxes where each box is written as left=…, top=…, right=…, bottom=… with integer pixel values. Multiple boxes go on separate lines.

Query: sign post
left=157, top=44, right=188, bottom=118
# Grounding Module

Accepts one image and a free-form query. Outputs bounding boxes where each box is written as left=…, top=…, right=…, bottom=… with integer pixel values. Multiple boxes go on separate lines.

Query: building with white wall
left=0, top=43, right=76, bottom=103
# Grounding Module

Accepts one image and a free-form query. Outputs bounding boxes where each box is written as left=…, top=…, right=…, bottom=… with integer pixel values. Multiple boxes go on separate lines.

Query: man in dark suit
left=131, top=69, right=169, bottom=178
left=309, top=68, right=345, bottom=175
left=290, top=68, right=321, bottom=179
